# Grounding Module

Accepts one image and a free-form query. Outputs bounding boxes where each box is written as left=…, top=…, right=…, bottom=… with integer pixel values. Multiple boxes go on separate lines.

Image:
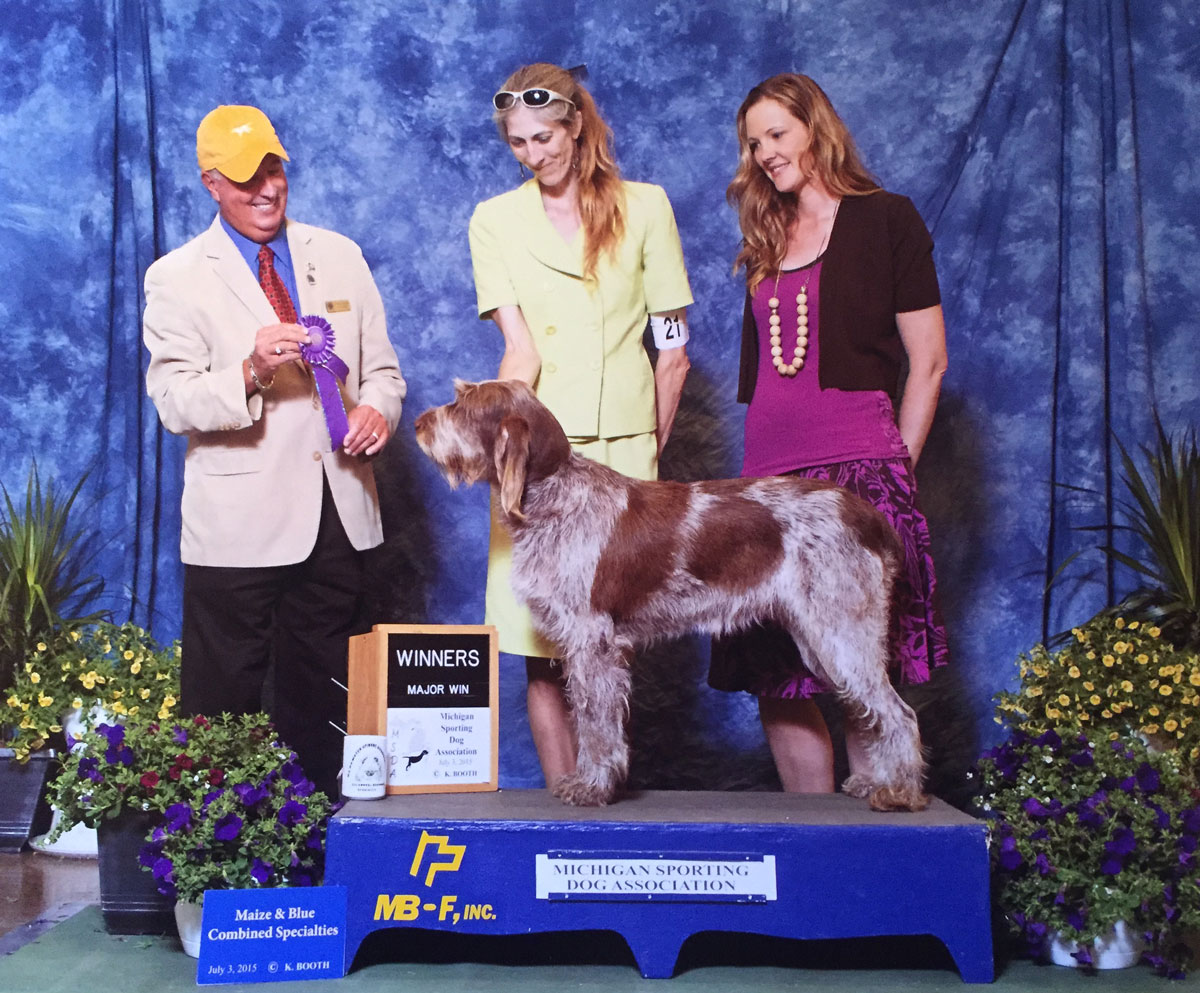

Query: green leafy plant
left=4, top=622, right=180, bottom=760
left=0, top=463, right=106, bottom=703
left=48, top=713, right=334, bottom=904
left=995, top=614, right=1200, bottom=759
left=1100, top=421, right=1200, bottom=650
left=974, top=726, right=1200, bottom=977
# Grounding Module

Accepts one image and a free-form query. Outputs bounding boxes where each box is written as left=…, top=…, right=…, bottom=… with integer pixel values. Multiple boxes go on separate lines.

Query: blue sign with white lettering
left=196, top=886, right=346, bottom=985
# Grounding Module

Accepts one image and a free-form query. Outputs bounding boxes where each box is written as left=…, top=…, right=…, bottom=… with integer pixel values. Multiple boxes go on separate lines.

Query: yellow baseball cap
left=196, top=105, right=290, bottom=183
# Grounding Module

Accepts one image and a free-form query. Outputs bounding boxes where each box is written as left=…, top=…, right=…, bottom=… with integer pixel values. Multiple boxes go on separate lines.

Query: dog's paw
left=551, top=773, right=614, bottom=807
left=867, top=785, right=931, bottom=813
left=840, top=773, right=876, bottom=799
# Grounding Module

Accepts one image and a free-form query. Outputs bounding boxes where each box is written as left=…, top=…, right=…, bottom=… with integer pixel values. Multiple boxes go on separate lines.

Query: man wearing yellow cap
left=143, top=105, right=406, bottom=795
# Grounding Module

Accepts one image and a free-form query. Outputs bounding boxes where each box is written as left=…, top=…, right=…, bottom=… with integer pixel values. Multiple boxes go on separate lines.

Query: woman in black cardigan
left=711, top=73, right=950, bottom=795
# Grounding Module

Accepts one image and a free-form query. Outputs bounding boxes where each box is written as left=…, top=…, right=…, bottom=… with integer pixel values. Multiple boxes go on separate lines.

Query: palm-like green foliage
left=0, top=463, right=106, bottom=696
left=1097, top=419, right=1200, bottom=650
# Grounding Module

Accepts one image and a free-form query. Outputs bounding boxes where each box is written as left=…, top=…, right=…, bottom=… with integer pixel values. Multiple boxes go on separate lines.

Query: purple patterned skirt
left=708, top=457, right=949, bottom=698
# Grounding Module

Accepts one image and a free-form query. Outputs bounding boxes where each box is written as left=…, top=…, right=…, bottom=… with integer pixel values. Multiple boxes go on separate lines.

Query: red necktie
left=257, top=244, right=297, bottom=324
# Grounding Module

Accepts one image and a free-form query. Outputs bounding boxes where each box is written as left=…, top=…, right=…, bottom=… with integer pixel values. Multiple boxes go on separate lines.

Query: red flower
left=168, top=766, right=181, bottom=781
left=175, top=754, right=194, bottom=770
left=193, top=715, right=210, bottom=728
left=140, top=771, right=159, bottom=789
left=209, top=768, right=225, bottom=786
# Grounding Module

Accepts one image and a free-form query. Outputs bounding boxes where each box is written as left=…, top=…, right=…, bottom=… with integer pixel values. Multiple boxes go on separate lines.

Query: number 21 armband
left=649, top=314, right=689, bottom=350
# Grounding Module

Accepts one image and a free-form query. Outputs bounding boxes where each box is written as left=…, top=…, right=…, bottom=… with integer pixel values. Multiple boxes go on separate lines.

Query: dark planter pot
left=0, top=748, right=55, bottom=853
left=96, top=809, right=175, bottom=935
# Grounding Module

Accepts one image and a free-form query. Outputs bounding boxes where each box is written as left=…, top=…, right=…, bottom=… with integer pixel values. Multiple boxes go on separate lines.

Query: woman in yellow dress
left=468, top=62, right=694, bottom=788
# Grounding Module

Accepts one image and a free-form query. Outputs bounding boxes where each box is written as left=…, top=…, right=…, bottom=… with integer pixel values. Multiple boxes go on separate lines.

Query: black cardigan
left=737, top=190, right=941, bottom=403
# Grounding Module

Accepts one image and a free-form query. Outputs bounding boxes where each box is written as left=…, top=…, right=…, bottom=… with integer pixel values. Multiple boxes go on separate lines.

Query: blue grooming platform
left=325, top=789, right=994, bottom=982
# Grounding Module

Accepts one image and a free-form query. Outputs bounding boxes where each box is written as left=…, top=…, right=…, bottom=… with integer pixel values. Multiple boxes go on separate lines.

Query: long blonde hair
left=727, top=73, right=879, bottom=293
left=494, top=63, right=625, bottom=281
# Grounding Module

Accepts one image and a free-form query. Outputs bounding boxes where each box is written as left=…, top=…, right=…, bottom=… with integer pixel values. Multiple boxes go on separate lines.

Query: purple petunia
left=998, top=835, right=1023, bottom=870
left=250, top=858, right=272, bottom=884
left=1033, top=729, right=1061, bottom=750
left=96, top=723, right=125, bottom=746
left=1068, top=748, right=1094, bottom=767
left=1136, top=763, right=1161, bottom=793
left=213, top=813, right=243, bottom=842
left=151, top=856, right=173, bottom=881
left=277, top=800, right=307, bottom=827
left=1066, top=907, right=1087, bottom=931
left=172, top=725, right=188, bottom=745
left=78, top=756, right=102, bottom=782
left=1107, top=827, right=1138, bottom=856
left=1035, top=853, right=1053, bottom=876
left=1022, top=797, right=1052, bottom=817
left=163, top=802, right=192, bottom=834
left=233, top=782, right=269, bottom=806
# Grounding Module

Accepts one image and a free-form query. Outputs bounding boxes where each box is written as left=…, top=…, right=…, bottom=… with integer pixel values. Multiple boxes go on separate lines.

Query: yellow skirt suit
left=468, top=179, right=693, bottom=656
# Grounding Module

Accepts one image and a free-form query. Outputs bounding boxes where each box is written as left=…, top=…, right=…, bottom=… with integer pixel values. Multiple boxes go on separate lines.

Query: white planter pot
left=175, top=899, right=203, bottom=958
left=1046, top=920, right=1146, bottom=969
left=29, top=807, right=98, bottom=857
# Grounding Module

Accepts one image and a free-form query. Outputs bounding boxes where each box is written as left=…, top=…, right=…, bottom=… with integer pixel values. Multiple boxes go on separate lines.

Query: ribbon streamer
left=298, top=315, right=351, bottom=450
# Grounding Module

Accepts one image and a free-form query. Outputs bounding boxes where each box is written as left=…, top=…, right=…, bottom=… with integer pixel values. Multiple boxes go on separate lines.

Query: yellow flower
left=1101, top=709, right=1113, bottom=719
left=1115, top=617, right=1126, bottom=628
left=36, top=641, right=47, bottom=652
left=1079, top=711, right=1091, bottom=722
left=1058, top=694, right=1071, bottom=706
left=130, top=661, right=142, bottom=675
left=70, top=629, right=80, bottom=641
left=1086, top=651, right=1097, bottom=660
left=1068, top=665, right=1081, bottom=679
left=1150, top=705, right=1161, bottom=716
left=111, top=701, right=127, bottom=715
left=157, top=706, right=170, bottom=719
left=1149, top=626, right=1161, bottom=638
left=29, top=672, right=40, bottom=684
left=1190, top=673, right=1200, bottom=686
left=81, top=672, right=97, bottom=689
left=1089, top=695, right=1101, bottom=706
left=37, top=694, right=53, bottom=708
left=163, top=694, right=177, bottom=707
left=1103, top=655, right=1116, bottom=667
left=1114, top=641, right=1130, bottom=654
left=139, top=688, right=150, bottom=700
left=1026, top=686, right=1044, bottom=698
left=1033, top=664, right=1049, bottom=678
left=1121, top=680, right=1134, bottom=693
left=5, top=694, right=18, bottom=708
left=1165, top=719, right=1179, bottom=732
left=1128, top=620, right=1140, bottom=630
left=1137, top=654, right=1150, bottom=664
left=1072, top=627, right=1085, bottom=641
left=1046, top=706, right=1062, bottom=720
left=1160, top=665, right=1175, bottom=677
left=1083, top=681, right=1095, bottom=691
left=71, top=697, right=83, bottom=709
left=1161, top=685, right=1174, bottom=696
left=1144, top=723, right=1160, bottom=734
left=123, top=650, right=134, bottom=660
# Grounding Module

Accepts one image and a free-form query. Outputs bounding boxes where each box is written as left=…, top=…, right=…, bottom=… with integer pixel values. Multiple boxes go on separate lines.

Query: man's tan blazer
left=144, top=216, right=406, bottom=567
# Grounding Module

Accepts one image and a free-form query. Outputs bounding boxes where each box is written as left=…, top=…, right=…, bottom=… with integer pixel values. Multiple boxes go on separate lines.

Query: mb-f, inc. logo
left=410, top=830, right=464, bottom=886
left=373, top=830, right=495, bottom=924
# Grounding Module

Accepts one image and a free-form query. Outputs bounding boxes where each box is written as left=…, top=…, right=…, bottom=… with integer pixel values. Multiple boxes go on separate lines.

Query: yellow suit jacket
left=469, top=180, right=692, bottom=438
left=143, top=216, right=406, bottom=567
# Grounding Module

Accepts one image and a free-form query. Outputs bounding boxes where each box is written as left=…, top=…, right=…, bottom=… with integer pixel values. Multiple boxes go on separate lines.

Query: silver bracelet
left=247, top=353, right=273, bottom=392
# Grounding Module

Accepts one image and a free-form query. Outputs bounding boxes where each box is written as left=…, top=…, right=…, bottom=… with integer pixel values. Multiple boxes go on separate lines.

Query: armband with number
left=649, top=314, right=689, bottom=350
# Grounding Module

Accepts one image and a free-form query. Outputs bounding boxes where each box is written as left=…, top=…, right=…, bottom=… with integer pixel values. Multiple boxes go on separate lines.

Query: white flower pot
left=1046, top=920, right=1145, bottom=969
left=29, top=807, right=98, bottom=857
left=175, top=899, right=203, bottom=958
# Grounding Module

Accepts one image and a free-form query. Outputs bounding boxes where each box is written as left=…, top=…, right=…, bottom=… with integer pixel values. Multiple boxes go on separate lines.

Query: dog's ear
left=494, top=415, right=530, bottom=521
left=452, top=378, right=475, bottom=400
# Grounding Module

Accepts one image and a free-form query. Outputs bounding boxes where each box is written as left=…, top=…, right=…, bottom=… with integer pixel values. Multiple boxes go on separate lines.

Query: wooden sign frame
left=347, top=624, right=499, bottom=795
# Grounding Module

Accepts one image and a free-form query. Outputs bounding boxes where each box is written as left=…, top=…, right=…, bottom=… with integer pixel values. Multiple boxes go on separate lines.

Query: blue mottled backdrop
left=2, top=0, right=1197, bottom=796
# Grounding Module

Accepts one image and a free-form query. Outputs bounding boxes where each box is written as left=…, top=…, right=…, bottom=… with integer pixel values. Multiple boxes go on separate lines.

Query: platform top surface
left=336, top=789, right=982, bottom=829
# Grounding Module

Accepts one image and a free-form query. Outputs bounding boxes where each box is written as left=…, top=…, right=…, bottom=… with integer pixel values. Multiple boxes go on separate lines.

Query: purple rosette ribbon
left=298, top=315, right=351, bottom=450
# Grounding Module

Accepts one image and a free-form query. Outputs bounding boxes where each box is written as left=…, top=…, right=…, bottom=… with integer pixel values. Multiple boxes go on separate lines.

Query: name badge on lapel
left=325, top=300, right=351, bottom=313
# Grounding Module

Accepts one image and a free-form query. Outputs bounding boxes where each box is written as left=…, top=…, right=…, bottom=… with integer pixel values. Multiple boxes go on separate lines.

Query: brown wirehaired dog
left=415, top=380, right=928, bottom=811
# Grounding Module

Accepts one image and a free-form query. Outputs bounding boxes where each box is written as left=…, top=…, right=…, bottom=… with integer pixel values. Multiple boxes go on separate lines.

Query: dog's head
left=414, top=379, right=571, bottom=521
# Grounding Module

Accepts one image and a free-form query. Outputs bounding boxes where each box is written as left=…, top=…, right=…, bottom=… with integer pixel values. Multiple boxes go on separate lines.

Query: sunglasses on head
left=492, top=87, right=575, bottom=111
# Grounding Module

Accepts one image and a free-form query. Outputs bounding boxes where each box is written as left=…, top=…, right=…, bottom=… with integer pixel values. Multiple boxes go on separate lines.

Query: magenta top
left=742, top=261, right=910, bottom=479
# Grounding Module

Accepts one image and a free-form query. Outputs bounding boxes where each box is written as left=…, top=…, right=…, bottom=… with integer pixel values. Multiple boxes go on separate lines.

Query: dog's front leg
left=552, top=640, right=631, bottom=806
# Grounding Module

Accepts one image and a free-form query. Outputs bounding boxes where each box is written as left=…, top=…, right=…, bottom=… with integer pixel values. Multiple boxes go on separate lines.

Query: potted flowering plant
left=975, top=723, right=1200, bottom=977
left=4, top=621, right=181, bottom=761
left=995, top=614, right=1200, bottom=758
left=48, top=712, right=334, bottom=943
